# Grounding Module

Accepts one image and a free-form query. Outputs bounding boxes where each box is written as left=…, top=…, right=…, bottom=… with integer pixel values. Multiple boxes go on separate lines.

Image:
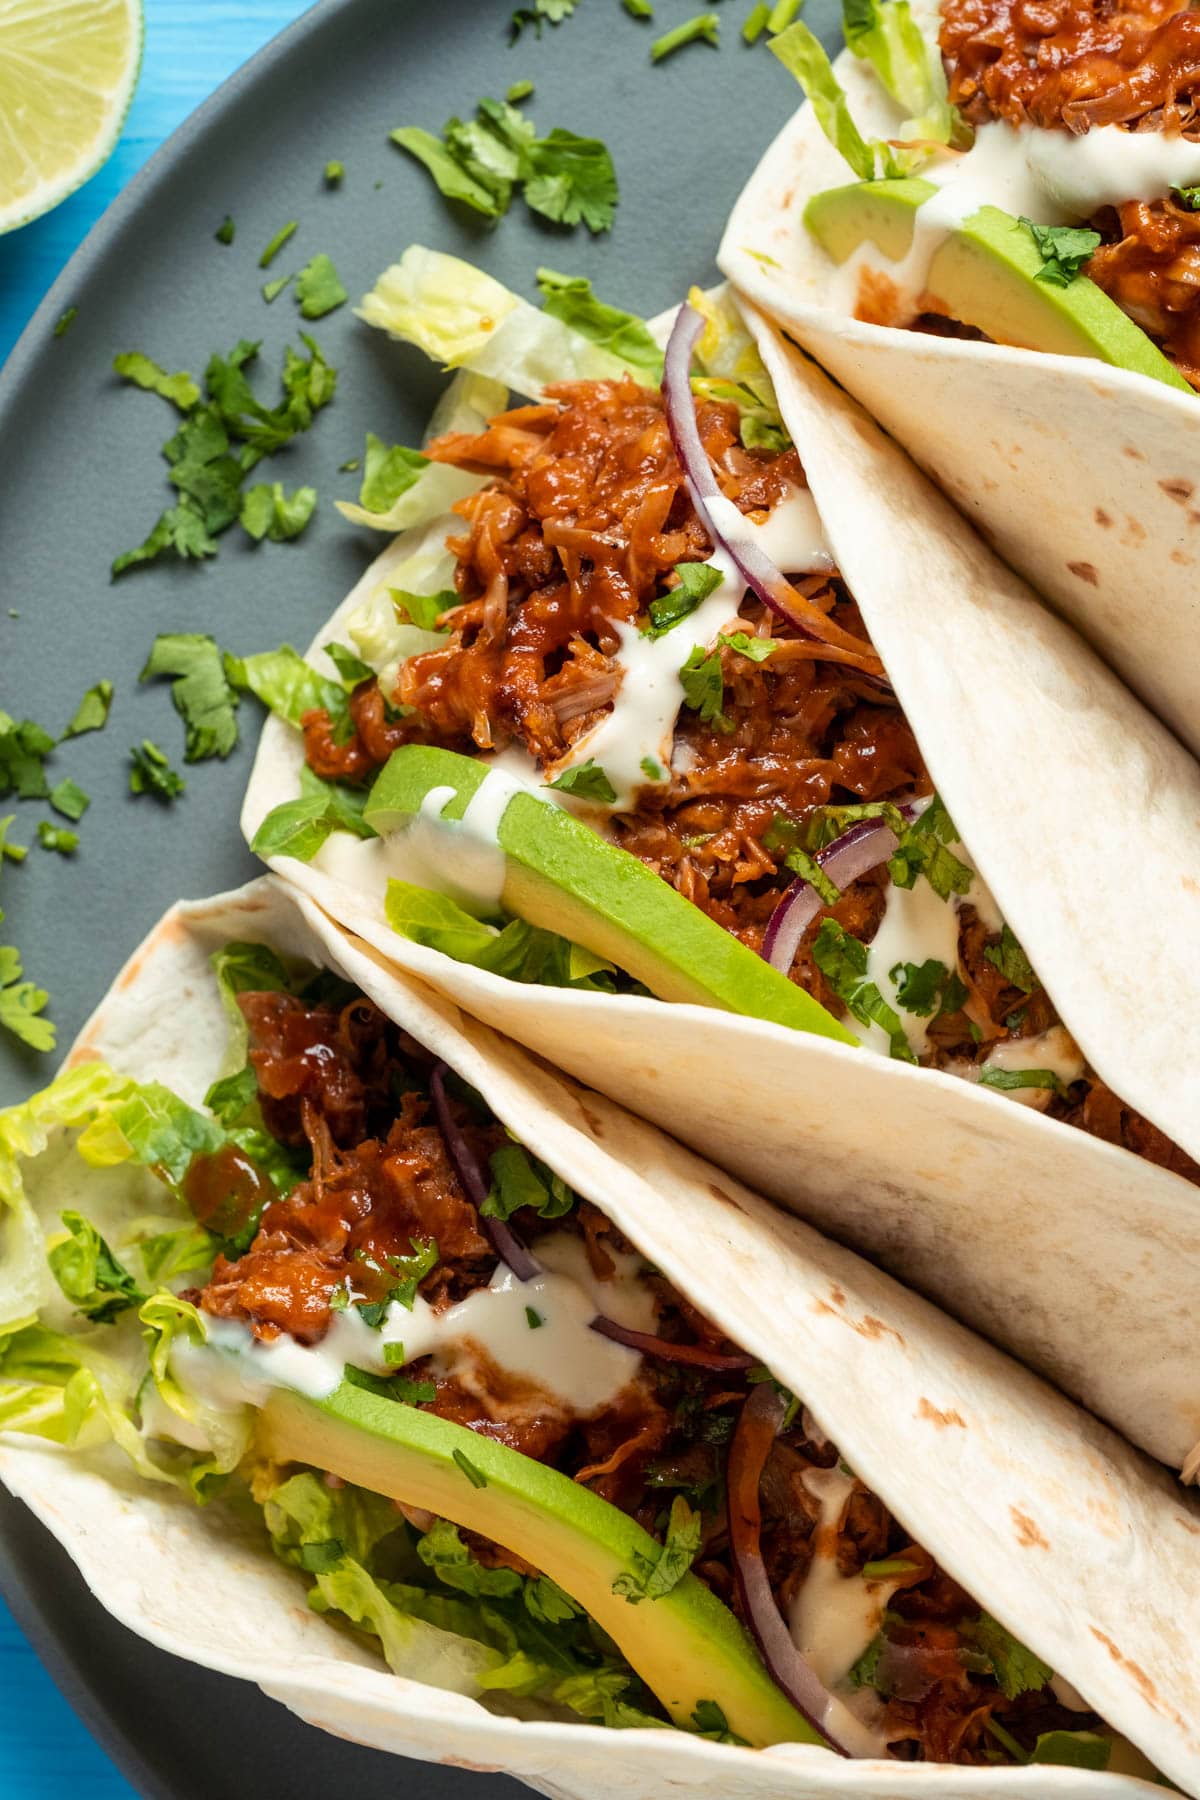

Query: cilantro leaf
left=295, top=253, right=348, bottom=320
left=624, top=0, right=654, bottom=16
left=357, top=436, right=430, bottom=515
left=644, top=562, right=724, bottom=638
left=848, top=1633, right=885, bottom=1690
left=483, top=1143, right=575, bottom=1222
left=37, top=822, right=78, bottom=855
left=355, top=1237, right=439, bottom=1323
left=967, top=1613, right=1053, bottom=1700
left=0, top=815, right=28, bottom=866
left=324, top=160, right=344, bottom=185
left=888, top=796, right=972, bottom=900
left=721, top=630, right=778, bottom=663
left=140, top=634, right=240, bottom=762
left=215, top=215, right=235, bottom=245
left=259, top=220, right=298, bottom=268
left=261, top=274, right=292, bottom=304
left=545, top=759, right=617, bottom=804
left=226, top=644, right=349, bottom=734
left=251, top=766, right=377, bottom=862
left=977, top=1064, right=1067, bottom=1096
left=523, top=129, right=618, bottom=233
left=391, top=127, right=508, bottom=218
left=0, top=944, right=55, bottom=1051
left=453, top=1447, right=488, bottom=1489
left=111, top=502, right=219, bottom=576
left=612, top=1496, right=701, bottom=1603
left=535, top=269, right=662, bottom=374
left=0, top=714, right=55, bottom=800
left=64, top=681, right=113, bottom=738
left=54, top=306, right=78, bottom=337
left=240, top=481, right=317, bottom=543
left=1020, top=219, right=1101, bottom=286
left=49, top=778, right=89, bottom=822
left=113, top=351, right=200, bottom=412
left=812, top=918, right=917, bottom=1064
left=639, top=755, right=664, bottom=782
left=390, top=587, right=453, bottom=632
left=983, top=923, right=1038, bottom=993
left=48, top=1210, right=146, bottom=1324
left=779, top=843, right=840, bottom=907
left=651, top=12, right=720, bottom=60
left=510, top=0, right=578, bottom=38
left=679, top=645, right=733, bottom=731
left=129, top=740, right=185, bottom=801
left=690, top=1700, right=749, bottom=1746
left=890, top=957, right=949, bottom=1017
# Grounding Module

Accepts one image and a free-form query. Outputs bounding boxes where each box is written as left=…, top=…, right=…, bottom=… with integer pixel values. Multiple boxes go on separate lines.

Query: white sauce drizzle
left=978, top=1025, right=1086, bottom=1108
left=837, top=112, right=1200, bottom=321
left=705, top=489, right=835, bottom=577
left=855, top=873, right=964, bottom=1060
left=172, top=1231, right=656, bottom=1421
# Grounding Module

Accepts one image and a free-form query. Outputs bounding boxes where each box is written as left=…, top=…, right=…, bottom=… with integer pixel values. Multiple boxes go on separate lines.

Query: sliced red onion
left=589, top=1316, right=755, bottom=1370
left=761, top=810, right=916, bottom=977
left=728, top=1382, right=849, bottom=1754
left=662, top=304, right=878, bottom=674
left=430, top=1063, right=540, bottom=1282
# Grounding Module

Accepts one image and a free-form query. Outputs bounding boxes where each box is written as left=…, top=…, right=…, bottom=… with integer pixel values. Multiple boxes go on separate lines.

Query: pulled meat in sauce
left=302, top=378, right=1195, bottom=1180
left=199, top=989, right=1099, bottom=1764
left=941, top=0, right=1200, bottom=385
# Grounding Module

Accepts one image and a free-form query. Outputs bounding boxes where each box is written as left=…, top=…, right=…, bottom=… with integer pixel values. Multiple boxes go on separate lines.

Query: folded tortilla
left=717, top=28, right=1200, bottom=763
left=240, top=300, right=1200, bottom=1474
left=2, top=874, right=1198, bottom=1796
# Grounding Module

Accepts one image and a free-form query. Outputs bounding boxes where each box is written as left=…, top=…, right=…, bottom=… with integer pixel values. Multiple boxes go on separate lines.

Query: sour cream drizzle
left=173, top=1232, right=657, bottom=1418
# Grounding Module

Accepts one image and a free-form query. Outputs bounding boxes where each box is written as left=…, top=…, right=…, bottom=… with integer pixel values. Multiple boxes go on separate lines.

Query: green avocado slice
left=804, top=178, right=1193, bottom=391
left=364, top=745, right=856, bottom=1043
left=259, top=1378, right=823, bottom=1749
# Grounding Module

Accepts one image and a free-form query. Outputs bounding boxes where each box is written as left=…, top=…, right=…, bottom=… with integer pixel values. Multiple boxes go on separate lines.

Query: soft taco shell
left=2, top=875, right=1199, bottom=1795
left=240, top=322, right=1200, bottom=1472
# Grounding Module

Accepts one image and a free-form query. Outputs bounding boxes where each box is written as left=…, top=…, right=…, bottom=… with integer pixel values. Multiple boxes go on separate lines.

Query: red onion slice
left=661, top=303, right=883, bottom=676
left=761, top=811, right=915, bottom=977
left=430, top=1063, right=541, bottom=1282
left=590, top=1316, right=755, bottom=1370
left=728, top=1382, right=849, bottom=1753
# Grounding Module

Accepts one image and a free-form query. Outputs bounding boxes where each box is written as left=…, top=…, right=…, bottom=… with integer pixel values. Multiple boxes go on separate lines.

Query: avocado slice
left=804, top=178, right=1193, bottom=392
left=364, top=746, right=856, bottom=1043
left=259, top=1377, right=822, bottom=1748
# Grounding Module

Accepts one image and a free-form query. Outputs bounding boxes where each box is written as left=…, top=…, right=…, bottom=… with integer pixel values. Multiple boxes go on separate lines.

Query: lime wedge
left=0, top=0, right=144, bottom=234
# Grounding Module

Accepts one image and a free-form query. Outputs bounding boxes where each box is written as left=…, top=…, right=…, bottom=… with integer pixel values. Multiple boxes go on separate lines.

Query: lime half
left=0, top=0, right=144, bottom=234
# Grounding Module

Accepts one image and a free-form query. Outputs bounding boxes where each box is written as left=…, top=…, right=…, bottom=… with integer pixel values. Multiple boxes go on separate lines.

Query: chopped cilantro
left=525, top=1306, right=544, bottom=1329
left=651, top=13, right=720, bottom=61
left=623, top=0, right=654, bottom=14
left=453, top=1447, right=489, bottom=1489
left=966, top=1613, right=1052, bottom=1700
left=888, top=796, right=972, bottom=900
left=0, top=815, right=27, bottom=865
left=890, top=957, right=949, bottom=1017
left=323, top=160, right=344, bottom=185
left=779, top=843, right=840, bottom=907
left=983, top=923, right=1038, bottom=993
left=215, top=215, right=235, bottom=245
left=640, top=755, right=664, bottom=782
left=612, top=1496, right=701, bottom=1602
left=48, top=778, right=89, bottom=822
left=355, top=1238, right=438, bottom=1320
left=861, top=1557, right=917, bottom=1578
left=113, top=352, right=200, bottom=412
left=1020, top=218, right=1100, bottom=286
left=644, top=561, right=723, bottom=637
left=139, top=634, right=240, bottom=762
left=261, top=274, right=292, bottom=304
left=382, top=1341, right=407, bottom=1368
left=295, top=252, right=348, bottom=320
left=510, top=0, right=578, bottom=39
left=0, top=945, right=54, bottom=1051
left=394, top=97, right=617, bottom=233
left=721, top=630, right=779, bottom=663
left=679, top=645, right=733, bottom=731
left=1174, top=184, right=1200, bottom=211
left=848, top=1633, right=884, bottom=1690
left=0, top=715, right=54, bottom=800
left=390, top=587, right=453, bottom=632
left=536, top=269, right=662, bottom=374
left=546, top=759, right=618, bottom=804
left=240, top=481, right=317, bottom=542
left=767, top=0, right=802, bottom=28
left=743, top=2, right=770, bottom=40
left=690, top=1700, right=748, bottom=1745
left=339, top=457, right=360, bottom=472
left=977, top=1065, right=1067, bottom=1096
left=259, top=220, right=298, bottom=268
left=506, top=79, right=534, bottom=101
left=812, top=918, right=917, bottom=1064
left=53, top=306, right=78, bottom=338
left=129, top=740, right=185, bottom=801
left=36, top=822, right=77, bottom=856
left=64, top=681, right=113, bottom=738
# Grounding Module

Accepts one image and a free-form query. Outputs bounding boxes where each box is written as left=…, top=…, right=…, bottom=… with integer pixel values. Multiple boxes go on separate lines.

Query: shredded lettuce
left=357, top=247, right=651, bottom=397
left=225, top=645, right=349, bottom=733
left=535, top=269, right=663, bottom=377
left=841, top=0, right=959, bottom=147
left=770, top=17, right=952, bottom=180
left=686, top=286, right=791, bottom=452
left=384, top=880, right=638, bottom=993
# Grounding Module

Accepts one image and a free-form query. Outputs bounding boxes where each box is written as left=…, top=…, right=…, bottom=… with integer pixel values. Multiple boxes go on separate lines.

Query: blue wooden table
left=0, top=8, right=310, bottom=1792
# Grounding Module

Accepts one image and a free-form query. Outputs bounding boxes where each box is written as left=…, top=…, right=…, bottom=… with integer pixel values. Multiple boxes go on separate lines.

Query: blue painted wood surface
left=0, top=7, right=311, bottom=1791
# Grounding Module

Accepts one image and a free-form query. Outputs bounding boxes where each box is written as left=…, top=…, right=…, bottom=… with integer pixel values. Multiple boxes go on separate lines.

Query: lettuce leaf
left=771, top=19, right=931, bottom=179
left=384, top=880, right=637, bottom=993
left=842, top=0, right=960, bottom=148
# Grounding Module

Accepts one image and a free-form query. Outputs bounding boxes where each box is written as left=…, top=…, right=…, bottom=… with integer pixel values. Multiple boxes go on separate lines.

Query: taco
left=237, top=249, right=1200, bottom=1472
left=718, top=1, right=1200, bottom=760
left=2, top=875, right=1197, bottom=1795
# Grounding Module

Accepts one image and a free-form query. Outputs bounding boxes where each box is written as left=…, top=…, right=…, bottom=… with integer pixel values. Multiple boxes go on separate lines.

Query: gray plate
left=0, top=0, right=839, bottom=1791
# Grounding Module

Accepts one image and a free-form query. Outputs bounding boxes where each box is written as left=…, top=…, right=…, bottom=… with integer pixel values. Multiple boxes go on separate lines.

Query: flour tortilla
left=3, top=874, right=1199, bottom=1796
left=240, top=315, right=1200, bottom=1473
left=716, top=48, right=1200, bottom=763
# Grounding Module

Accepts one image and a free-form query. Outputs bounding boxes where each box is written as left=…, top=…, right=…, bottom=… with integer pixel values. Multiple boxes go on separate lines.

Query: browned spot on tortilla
left=829, top=1284, right=847, bottom=1307
left=1010, top=1506, right=1050, bottom=1550
left=1094, top=507, right=1112, bottom=528
left=64, top=1044, right=103, bottom=1069
left=1089, top=1629, right=1160, bottom=1709
left=1189, top=510, right=1200, bottom=527
left=1122, top=515, right=1146, bottom=544
left=707, top=1181, right=744, bottom=1213
left=1123, top=444, right=1145, bottom=460
left=918, top=1397, right=966, bottom=1428
left=1159, top=477, right=1194, bottom=504
left=857, top=1315, right=904, bottom=1344
left=1171, top=548, right=1194, bottom=566
left=812, top=1298, right=838, bottom=1317
left=1066, top=560, right=1099, bottom=586
left=1174, top=1511, right=1200, bottom=1537
left=1184, top=876, right=1200, bottom=895
left=575, top=1099, right=605, bottom=1138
